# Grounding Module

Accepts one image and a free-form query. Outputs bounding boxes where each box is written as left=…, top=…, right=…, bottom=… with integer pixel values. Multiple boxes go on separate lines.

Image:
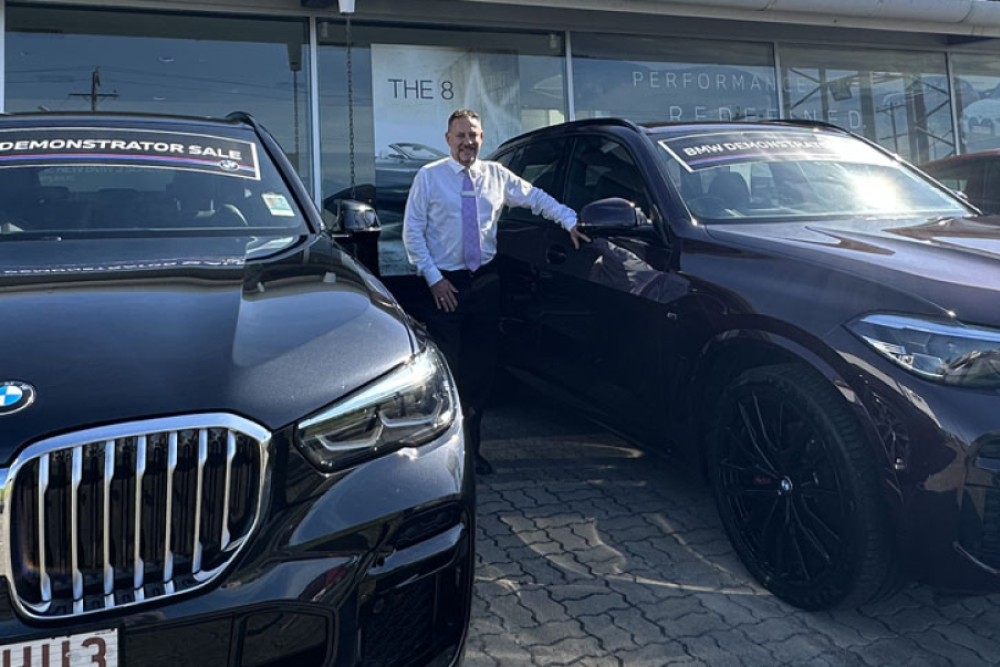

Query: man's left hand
left=568, top=226, right=590, bottom=250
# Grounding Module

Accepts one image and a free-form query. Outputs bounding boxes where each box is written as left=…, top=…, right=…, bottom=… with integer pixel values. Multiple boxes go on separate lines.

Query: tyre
left=708, top=363, right=897, bottom=610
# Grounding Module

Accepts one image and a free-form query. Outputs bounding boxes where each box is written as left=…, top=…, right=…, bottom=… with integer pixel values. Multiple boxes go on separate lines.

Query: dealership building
left=6, top=0, right=1000, bottom=273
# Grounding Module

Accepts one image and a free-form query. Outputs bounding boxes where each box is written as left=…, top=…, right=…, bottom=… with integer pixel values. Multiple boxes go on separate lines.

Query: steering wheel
left=687, top=196, right=732, bottom=218
left=214, top=204, right=249, bottom=227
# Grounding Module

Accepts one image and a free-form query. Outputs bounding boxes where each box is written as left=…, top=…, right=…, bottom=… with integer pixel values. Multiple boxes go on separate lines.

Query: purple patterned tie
left=461, top=168, right=482, bottom=271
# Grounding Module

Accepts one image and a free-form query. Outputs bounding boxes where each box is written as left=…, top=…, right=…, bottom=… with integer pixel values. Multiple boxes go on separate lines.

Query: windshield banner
left=660, top=130, right=891, bottom=172
left=0, top=128, right=260, bottom=179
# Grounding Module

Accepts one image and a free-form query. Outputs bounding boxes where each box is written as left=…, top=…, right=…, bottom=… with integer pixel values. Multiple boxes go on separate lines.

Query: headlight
left=848, top=313, right=1000, bottom=389
left=296, top=345, right=458, bottom=471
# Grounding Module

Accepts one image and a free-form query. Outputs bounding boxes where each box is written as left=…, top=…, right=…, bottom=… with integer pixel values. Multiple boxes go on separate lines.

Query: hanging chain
left=345, top=13, right=357, bottom=201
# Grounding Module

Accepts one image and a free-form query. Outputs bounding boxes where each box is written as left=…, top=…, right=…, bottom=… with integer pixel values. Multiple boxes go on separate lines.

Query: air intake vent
left=4, top=414, right=269, bottom=620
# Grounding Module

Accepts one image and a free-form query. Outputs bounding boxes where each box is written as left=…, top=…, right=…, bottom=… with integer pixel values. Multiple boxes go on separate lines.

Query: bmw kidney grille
left=1, top=414, right=270, bottom=619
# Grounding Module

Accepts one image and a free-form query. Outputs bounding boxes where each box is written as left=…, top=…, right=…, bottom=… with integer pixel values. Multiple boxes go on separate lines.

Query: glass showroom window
left=6, top=6, right=313, bottom=191
left=318, top=23, right=567, bottom=276
left=950, top=54, right=1000, bottom=154
left=571, top=34, right=778, bottom=124
left=780, top=46, right=952, bottom=165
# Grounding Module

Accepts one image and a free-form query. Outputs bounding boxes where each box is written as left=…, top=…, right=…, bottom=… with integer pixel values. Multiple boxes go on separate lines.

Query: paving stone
left=663, top=610, right=734, bottom=639
left=710, top=629, right=782, bottom=666
left=696, top=593, right=762, bottom=627
left=852, top=637, right=951, bottom=667
left=518, top=588, right=571, bottom=624
left=680, top=633, right=744, bottom=667
left=577, top=614, right=639, bottom=653
left=573, top=656, right=623, bottom=667
left=533, top=512, right=592, bottom=530
left=876, top=606, right=952, bottom=635
left=608, top=607, right=670, bottom=645
left=529, top=636, right=606, bottom=666
left=547, top=525, right=595, bottom=551
left=486, top=591, right=540, bottom=630
left=758, top=632, right=847, bottom=665
left=479, top=632, right=533, bottom=664
left=905, top=629, right=991, bottom=666
left=518, top=618, right=589, bottom=647
left=561, top=591, right=632, bottom=617
left=617, top=642, right=704, bottom=667
left=924, top=625, right=998, bottom=662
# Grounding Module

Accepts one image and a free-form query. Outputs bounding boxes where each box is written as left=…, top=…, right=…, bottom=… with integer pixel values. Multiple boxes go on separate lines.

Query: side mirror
left=330, top=199, right=381, bottom=275
left=332, top=198, right=381, bottom=233
left=579, top=197, right=648, bottom=230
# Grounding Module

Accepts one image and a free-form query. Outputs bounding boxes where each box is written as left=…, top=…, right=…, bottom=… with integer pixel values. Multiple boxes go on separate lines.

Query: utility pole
left=69, top=67, right=118, bottom=111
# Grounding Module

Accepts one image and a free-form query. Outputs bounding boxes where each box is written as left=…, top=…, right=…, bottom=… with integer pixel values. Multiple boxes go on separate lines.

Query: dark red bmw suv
left=491, top=118, right=1000, bottom=610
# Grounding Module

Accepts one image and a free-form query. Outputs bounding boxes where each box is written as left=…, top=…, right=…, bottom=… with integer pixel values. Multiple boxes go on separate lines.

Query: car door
left=495, top=136, right=570, bottom=375
left=537, top=133, right=690, bottom=442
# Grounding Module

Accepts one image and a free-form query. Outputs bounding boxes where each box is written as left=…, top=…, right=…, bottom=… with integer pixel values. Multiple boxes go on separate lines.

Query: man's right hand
left=430, top=278, right=459, bottom=312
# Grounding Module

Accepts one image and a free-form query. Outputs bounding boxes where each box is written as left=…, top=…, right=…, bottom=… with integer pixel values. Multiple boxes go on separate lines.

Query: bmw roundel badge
left=0, top=381, right=35, bottom=416
left=219, top=159, right=240, bottom=172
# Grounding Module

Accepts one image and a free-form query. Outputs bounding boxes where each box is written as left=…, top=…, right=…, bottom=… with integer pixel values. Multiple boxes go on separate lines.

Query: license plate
left=0, top=628, right=118, bottom=667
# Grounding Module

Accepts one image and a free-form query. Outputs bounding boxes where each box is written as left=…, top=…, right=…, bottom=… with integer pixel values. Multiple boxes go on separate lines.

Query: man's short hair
left=448, top=109, right=481, bottom=130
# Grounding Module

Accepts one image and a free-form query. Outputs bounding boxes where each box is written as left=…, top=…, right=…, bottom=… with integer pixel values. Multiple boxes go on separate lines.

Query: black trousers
left=416, top=264, right=500, bottom=458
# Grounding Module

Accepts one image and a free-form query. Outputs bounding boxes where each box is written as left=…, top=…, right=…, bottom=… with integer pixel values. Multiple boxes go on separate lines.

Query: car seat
left=707, top=172, right=750, bottom=211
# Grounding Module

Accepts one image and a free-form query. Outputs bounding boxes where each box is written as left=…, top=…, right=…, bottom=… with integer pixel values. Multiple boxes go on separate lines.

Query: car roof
left=924, top=150, right=1000, bottom=169
left=0, top=111, right=255, bottom=132
left=496, top=117, right=851, bottom=151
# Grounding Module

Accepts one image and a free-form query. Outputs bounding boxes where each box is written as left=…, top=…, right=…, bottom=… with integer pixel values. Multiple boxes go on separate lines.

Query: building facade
left=7, top=0, right=1000, bottom=274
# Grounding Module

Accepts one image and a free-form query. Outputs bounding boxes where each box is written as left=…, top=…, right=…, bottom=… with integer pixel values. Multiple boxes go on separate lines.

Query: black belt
left=442, top=262, right=495, bottom=280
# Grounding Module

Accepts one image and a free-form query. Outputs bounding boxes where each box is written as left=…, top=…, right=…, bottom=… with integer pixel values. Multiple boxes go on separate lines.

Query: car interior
left=0, top=165, right=306, bottom=233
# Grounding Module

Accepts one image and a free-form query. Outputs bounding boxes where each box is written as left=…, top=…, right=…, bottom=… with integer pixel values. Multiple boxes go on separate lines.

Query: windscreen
left=658, top=129, right=969, bottom=222
left=0, top=126, right=309, bottom=238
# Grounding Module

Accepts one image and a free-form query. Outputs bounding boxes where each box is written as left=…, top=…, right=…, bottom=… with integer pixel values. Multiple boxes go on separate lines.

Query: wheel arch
left=686, top=328, right=898, bottom=489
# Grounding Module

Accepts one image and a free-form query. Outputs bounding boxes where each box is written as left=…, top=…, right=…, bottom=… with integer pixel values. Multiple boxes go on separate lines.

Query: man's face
left=446, top=116, right=483, bottom=167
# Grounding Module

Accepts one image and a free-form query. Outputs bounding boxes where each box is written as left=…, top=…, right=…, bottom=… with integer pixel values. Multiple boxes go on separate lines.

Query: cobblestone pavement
left=463, top=399, right=1000, bottom=667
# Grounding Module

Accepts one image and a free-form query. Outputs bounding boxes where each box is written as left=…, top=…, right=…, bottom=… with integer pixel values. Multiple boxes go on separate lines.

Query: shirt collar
left=448, top=157, right=481, bottom=175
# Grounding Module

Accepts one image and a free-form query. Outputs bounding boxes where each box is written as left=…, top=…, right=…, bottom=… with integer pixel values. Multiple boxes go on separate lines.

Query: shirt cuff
left=422, top=266, right=444, bottom=287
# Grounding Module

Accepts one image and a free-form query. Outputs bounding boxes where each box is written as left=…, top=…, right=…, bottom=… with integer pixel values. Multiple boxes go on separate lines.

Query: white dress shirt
left=403, top=157, right=577, bottom=286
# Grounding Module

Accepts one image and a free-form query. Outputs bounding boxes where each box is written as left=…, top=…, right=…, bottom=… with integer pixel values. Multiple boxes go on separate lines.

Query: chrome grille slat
left=38, top=453, right=50, bottom=605
left=4, top=414, right=269, bottom=621
left=164, top=431, right=176, bottom=594
left=70, top=447, right=82, bottom=615
left=192, top=429, right=207, bottom=574
left=103, top=440, right=114, bottom=608
left=221, top=431, right=235, bottom=550
left=133, top=435, right=146, bottom=602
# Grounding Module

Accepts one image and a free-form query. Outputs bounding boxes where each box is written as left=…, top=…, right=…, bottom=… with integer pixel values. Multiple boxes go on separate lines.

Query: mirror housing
left=579, top=198, right=648, bottom=230
left=330, top=199, right=382, bottom=275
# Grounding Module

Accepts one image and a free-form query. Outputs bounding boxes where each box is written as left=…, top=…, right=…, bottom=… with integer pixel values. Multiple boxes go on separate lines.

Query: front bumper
left=833, top=329, right=1000, bottom=591
left=0, top=421, right=474, bottom=667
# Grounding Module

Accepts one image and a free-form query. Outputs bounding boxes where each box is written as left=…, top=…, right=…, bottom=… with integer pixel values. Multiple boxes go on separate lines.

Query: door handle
left=546, top=245, right=568, bottom=265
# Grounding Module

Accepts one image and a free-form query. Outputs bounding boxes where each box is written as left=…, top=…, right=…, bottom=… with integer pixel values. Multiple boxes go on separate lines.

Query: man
left=403, top=109, right=586, bottom=474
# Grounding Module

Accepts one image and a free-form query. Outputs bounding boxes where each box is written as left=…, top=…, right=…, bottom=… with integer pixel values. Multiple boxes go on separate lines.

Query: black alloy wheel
left=709, top=364, right=896, bottom=610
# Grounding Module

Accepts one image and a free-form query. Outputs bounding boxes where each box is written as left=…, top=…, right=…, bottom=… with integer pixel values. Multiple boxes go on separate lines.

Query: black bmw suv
left=492, top=118, right=1000, bottom=609
left=0, top=113, right=472, bottom=666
